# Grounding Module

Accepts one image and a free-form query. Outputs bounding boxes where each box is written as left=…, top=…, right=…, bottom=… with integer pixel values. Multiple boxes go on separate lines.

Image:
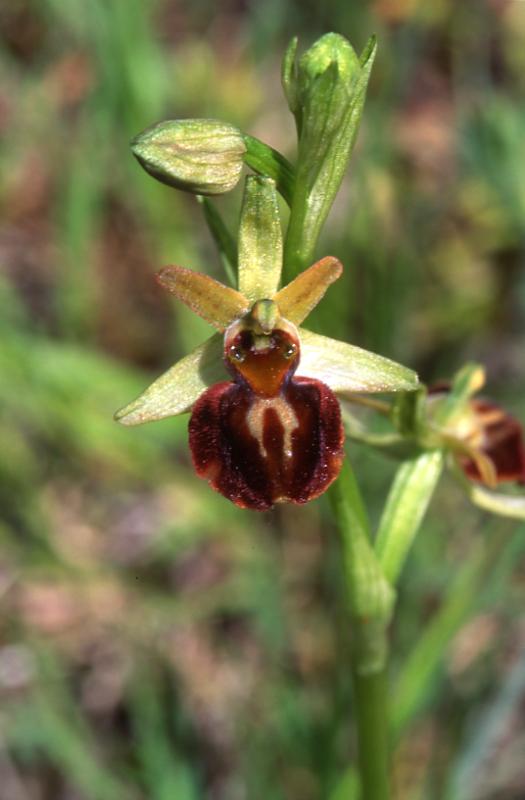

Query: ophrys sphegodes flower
left=115, top=177, right=419, bottom=510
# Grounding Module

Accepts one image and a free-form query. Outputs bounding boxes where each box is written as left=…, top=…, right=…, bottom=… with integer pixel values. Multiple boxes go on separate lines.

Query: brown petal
left=274, top=256, right=342, bottom=325
left=156, top=266, right=249, bottom=330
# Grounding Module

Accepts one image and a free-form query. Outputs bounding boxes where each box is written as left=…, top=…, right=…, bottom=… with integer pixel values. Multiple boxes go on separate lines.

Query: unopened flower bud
left=131, top=119, right=246, bottom=195
left=297, top=33, right=360, bottom=127
left=281, top=32, right=376, bottom=276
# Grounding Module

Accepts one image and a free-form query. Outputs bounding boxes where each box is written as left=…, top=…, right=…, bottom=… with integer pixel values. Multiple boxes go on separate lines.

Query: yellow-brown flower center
left=224, top=313, right=300, bottom=397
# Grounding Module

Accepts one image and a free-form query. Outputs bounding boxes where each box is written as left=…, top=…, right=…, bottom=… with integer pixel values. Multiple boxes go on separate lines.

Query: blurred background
left=1, top=1, right=525, bottom=798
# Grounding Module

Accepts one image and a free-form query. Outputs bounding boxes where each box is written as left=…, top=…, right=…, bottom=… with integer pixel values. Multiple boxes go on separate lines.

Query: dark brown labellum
left=188, top=322, right=345, bottom=510
left=460, top=399, right=525, bottom=485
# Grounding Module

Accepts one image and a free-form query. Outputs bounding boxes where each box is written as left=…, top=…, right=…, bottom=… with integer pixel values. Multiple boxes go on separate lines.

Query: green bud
left=282, top=33, right=377, bottom=279
left=301, top=32, right=359, bottom=79
left=294, top=32, right=360, bottom=134
left=131, top=119, right=246, bottom=195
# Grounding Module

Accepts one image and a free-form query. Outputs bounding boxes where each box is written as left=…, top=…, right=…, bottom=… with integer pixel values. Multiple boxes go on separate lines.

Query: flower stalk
left=329, top=438, right=448, bottom=800
left=242, top=134, right=295, bottom=206
left=329, top=460, right=394, bottom=800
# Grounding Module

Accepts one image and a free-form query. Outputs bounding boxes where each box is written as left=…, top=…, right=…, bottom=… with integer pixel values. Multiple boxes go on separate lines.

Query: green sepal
left=431, top=362, right=485, bottom=427
left=467, top=485, right=525, bottom=520
left=237, top=175, right=283, bottom=302
left=298, top=328, right=419, bottom=394
left=453, top=463, right=525, bottom=520
left=114, top=334, right=226, bottom=425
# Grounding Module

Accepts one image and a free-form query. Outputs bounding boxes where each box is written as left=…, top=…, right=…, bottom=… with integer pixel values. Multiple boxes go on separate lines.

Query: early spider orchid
left=116, top=177, right=419, bottom=510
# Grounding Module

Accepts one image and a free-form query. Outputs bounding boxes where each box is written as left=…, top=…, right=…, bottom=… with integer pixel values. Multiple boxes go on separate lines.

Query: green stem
left=329, top=460, right=394, bottom=800
left=242, top=135, right=295, bottom=207
left=352, top=668, right=390, bottom=800
left=330, top=445, right=445, bottom=800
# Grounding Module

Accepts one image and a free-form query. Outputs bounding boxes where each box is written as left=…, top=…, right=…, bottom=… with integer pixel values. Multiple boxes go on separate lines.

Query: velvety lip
left=189, top=325, right=344, bottom=510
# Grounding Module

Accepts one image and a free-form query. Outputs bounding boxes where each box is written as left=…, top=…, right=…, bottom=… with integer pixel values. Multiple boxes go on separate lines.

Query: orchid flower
left=425, top=370, right=525, bottom=519
left=115, top=177, right=419, bottom=510
left=344, top=363, right=525, bottom=521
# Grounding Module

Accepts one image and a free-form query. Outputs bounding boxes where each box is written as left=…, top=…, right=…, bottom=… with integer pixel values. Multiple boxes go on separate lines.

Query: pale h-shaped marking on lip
left=245, top=396, right=299, bottom=460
